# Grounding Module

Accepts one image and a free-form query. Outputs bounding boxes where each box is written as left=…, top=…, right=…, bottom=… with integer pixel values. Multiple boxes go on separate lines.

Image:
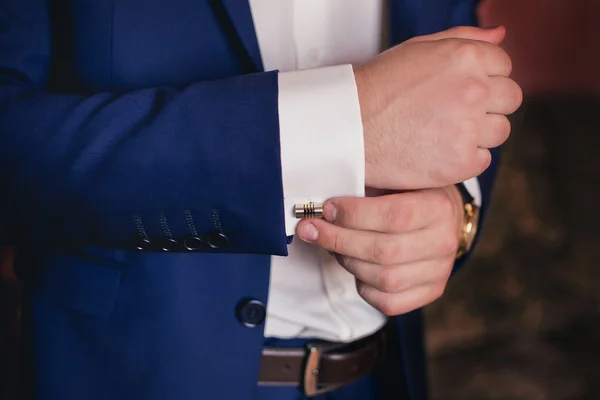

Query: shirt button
left=236, top=299, right=266, bottom=328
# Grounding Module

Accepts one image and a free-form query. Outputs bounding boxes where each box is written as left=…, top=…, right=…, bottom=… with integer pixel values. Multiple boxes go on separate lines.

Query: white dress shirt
left=249, top=0, right=482, bottom=342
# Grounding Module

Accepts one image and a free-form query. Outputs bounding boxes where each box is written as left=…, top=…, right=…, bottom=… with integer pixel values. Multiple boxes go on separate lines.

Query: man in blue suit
left=0, top=0, right=521, bottom=399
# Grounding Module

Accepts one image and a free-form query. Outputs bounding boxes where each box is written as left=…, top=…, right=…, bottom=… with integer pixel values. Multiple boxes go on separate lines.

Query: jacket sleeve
left=451, top=0, right=481, bottom=27
left=0, top=0, right=288, bottom=255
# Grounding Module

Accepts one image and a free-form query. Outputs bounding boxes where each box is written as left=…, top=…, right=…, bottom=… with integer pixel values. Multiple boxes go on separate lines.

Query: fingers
left=357, top=280, right=448, bottom=316
left=487, top=76, right=523, bottom=114
left=409, top=25, right=506, bottom=45
left=409, top=26, right=512, bottom=77
left=297, top=221, right=458, bottom=265
left=449, top=39, right=513, bottom=77
left=477, top=42, right=512, bottom=77
left=324, top=190, right=454, bottom=233
left=475, top=148, right=493, bottom=173
left=478, top=114, right=511, bottom=149
left=337, top=256, right=454, bottom=294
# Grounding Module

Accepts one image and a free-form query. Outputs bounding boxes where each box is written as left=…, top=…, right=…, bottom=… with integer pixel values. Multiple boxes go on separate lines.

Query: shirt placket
left=293, top=0, right=328, bottom=70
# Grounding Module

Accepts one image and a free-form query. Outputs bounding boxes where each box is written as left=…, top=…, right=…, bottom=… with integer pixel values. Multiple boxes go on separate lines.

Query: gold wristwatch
left=455, top=183, right=480, bottom=260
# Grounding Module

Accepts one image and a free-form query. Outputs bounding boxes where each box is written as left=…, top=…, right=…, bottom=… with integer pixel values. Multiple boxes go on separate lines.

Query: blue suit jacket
left=0, top=0, right=497, bottom=399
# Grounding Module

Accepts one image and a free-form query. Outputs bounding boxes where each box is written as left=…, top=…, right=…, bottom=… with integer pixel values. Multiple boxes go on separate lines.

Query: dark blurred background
left=426, top=1, right=600, bottom=399
left=2, top=1, right=600, bottom=399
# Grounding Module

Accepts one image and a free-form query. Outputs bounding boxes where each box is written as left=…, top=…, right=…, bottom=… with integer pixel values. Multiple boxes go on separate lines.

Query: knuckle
left=462, top=78, right=490, bottom=104
left=330, top=232, right=345, bottom=254
left=376, top=267, right=404, bottom=293
left=384, top=202, right=411, bottom=231
left=372, top=239, right=398, bottom=265
left=380, top=299, right=413, bottom=316
left=377, top=295, right=400, bottom=317
left=453, top=149, right=472, bottom=179
left=459, top=118, right=479, bottom=143
left=436, top=142, right=465, bottom=182
left=339, top=199, right=360, bottom=226
left=357, top=282, right=397, bottom=316
left=437, top=191, right=457, bottom=219
left=440, top=231, right=460, bottom=255
left=455, top=41, right=481, bottom=62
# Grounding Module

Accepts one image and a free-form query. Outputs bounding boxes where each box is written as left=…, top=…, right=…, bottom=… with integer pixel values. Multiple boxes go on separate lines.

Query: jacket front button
left=236, top=299, right=266, bottom=328
left=206, top=230, right=229, bottom=249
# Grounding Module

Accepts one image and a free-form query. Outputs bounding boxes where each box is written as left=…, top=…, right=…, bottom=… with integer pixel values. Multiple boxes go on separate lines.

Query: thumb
left=408, top=25, right=506, bottom=44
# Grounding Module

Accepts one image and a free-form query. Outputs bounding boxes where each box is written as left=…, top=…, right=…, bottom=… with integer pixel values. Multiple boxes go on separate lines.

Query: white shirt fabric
left=249, top=0, right=482, bottom=342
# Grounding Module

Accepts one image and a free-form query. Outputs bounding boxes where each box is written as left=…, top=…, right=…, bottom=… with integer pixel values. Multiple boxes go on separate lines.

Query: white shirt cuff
left=278, top=65, right=365, bottom=235
left=463, top=177, right=482, bottom=206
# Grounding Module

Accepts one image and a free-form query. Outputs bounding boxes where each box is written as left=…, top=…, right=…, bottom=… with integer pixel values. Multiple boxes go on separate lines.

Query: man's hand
left=296, top=187, right=464, bottom=316
left=355, top=26, right=522, bottom=190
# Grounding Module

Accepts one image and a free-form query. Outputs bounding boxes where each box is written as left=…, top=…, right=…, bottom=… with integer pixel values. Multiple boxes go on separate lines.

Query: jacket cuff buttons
left=130, top=230, right=229, bottom=252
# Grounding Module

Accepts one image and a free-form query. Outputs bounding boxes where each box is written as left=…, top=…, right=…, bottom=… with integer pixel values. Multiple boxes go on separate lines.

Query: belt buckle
left=302, top=342, right=342, bottom=398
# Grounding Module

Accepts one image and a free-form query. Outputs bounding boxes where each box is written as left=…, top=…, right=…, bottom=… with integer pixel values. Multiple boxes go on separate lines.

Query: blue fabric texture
left=0, top=0, right=498, bottom=399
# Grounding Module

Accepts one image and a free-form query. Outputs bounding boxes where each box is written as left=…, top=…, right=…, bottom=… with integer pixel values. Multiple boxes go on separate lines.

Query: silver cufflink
left=294, top=202, right=323, bottom=219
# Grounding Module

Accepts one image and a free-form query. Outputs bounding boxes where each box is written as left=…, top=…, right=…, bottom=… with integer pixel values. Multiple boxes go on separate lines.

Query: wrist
left=354, top=67, right=379, bottom=188
left=353, top=66, right=373, bottom=123
left=451, top=183, right=481, bottom=259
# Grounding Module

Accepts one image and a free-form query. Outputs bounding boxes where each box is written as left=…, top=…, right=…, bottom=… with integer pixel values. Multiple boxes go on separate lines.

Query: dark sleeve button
left=180, top=234, right=205, bottom=251
left=154, top=237, right=178, bottom=252
left=236, top=299, right=266, bottom=328
left=131, top=235, right=152, bottom=251
left=205, top=230, right=229, bottom=249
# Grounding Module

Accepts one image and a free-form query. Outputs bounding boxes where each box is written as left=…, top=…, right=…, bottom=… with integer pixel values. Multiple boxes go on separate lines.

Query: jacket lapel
left=216, top=0, right=264, bottom=72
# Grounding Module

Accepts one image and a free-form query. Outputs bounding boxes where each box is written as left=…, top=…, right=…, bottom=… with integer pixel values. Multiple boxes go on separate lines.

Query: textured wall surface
left=479, top=0, right=600, bottom=94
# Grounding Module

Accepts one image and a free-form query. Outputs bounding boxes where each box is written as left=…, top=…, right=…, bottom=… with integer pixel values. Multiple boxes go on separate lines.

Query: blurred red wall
left=479, top=0, right=600, bottom=95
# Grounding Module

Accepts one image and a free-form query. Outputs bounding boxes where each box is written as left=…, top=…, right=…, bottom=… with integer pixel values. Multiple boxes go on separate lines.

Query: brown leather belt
left=258, top=328, right=387, bottom=397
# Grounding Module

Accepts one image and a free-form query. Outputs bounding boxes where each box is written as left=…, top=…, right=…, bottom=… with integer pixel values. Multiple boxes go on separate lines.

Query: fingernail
left=323, top=203, right=337, bottom=222
left=298, top=223, right=318, bottom=242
